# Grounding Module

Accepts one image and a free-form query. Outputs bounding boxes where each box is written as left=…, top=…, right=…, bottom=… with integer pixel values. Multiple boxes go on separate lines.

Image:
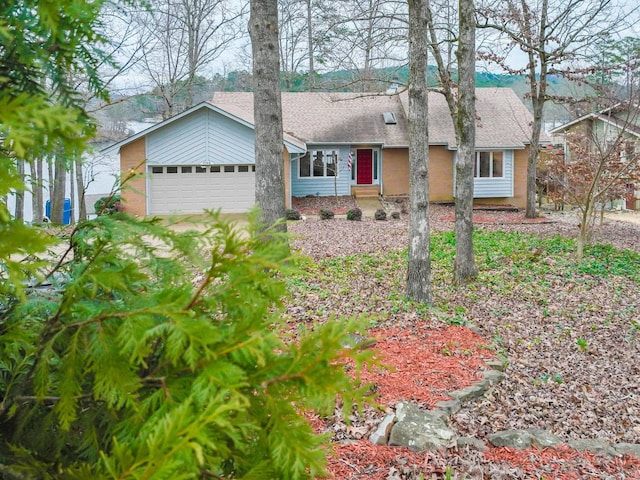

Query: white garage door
left=149, top=165, right=255, bottom=214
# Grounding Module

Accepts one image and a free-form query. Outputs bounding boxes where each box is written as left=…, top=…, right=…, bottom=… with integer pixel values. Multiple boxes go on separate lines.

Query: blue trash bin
left=45, top=198, right=72, bottom=225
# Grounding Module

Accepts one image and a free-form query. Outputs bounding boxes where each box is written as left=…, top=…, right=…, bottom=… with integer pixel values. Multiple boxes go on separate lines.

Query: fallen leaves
left=286, top=204, right=640, bottom=478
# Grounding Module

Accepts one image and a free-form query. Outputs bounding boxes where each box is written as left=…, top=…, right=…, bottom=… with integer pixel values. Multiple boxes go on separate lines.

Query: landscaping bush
left=347, top=208, right=363, bottom=221
left=0, top=210, right=375, bottom=479
left=391, top=211, right=401, bottom=219
left=94, top=194, right=123, bottom=216
left=319, top=209, right=335, bottom=220
left=285, top=208, right=302, bottom=220
left=374, top=208, right=387, bottom=220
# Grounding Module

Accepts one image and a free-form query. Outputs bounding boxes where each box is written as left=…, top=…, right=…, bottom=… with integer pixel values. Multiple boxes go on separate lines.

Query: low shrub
left=346, top=208, right=362, bottom=221
left=391, top=211, right=401, bottom=219
left=285, top=208, right=302, bottom=220
left=374, top=208, right=387, bottom=221
left=94, top=195, right=123, bottom=216
left=319, top=209, right=335, bottom=220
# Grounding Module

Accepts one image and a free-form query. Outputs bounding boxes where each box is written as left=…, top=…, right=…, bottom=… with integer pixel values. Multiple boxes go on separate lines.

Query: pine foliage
left=1, top=0, right=375, bottom=477
left=1, top=212, right=376, bottom=479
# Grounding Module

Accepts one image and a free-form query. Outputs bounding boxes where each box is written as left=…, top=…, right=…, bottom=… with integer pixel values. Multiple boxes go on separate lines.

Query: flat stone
left=487, top=430, right=533, bottom=450
left=435, top=399, right=461, bottom=415
left=568, top=439, right=620, bottom=457
left=527, top=428, right=563, bottom=448
left=485, top=359, right=507, bottom=372
left=483, top=369, right=506, bottom=385
left=448, top=380, right=490, bottom=402
left=457, top=437, right=488, bottom=451
left=369, top=412, right=396, bottom=446
left=615, top=443, right=640, bottom=458
left=389, top=402, right=456, bottom=452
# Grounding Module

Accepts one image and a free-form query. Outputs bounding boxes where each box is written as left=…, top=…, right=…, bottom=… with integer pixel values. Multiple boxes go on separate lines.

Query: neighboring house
left=107, top=88, right=536, bottom=216
left=549, top=104, right=640, bottom=210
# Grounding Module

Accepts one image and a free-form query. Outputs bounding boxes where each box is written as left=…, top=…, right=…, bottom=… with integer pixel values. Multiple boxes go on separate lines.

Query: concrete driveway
left=604, top=211, right=640, bottom=225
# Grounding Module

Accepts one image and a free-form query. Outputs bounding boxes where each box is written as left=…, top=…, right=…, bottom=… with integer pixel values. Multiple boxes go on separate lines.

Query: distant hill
left=101, top=66, right=595, bottom=131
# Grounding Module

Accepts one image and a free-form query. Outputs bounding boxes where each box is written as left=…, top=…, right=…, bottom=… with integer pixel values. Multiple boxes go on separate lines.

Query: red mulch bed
left=319, top=322, right=640, bottom=479
left=360, top=324, right=492, bottom=408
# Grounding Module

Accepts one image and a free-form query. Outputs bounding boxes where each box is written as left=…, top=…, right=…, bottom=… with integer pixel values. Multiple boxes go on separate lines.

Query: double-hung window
left=474, top=151, right=504, bottom=178
left=299, top=150, right=338, bottom=178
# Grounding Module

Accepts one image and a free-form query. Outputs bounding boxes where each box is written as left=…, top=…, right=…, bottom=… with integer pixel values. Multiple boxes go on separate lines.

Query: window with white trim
left=474, top=151, right=504, bottom=178
left=299, top=150, right=338, bottom=178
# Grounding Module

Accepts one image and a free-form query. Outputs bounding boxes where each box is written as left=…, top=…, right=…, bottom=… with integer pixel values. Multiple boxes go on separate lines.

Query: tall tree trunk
left=15, top=159, right=25, bottom=221
left=524, top=0, right=548, bottom=219
left=406, top=0, right=431, bottom=304
left=306, top=0, right=315, bottom=88
left=454, top=0, right=478, bottom=285
left=250, top=0, right=287, bottom=231
left=69, top=160, right=76, bottom=224
left=75, top=158, right=87, bottom=221
left=47, top=157, right=54, bottom=220
left=31, top=158, right=44, bottom=223
left=526, top=96, right=544, bottom=218
left=51, top=156, right=66, bottom=224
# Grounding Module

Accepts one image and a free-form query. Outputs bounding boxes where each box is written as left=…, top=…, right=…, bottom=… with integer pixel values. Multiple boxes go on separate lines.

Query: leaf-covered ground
left=286, top=204, right=640, bottom=478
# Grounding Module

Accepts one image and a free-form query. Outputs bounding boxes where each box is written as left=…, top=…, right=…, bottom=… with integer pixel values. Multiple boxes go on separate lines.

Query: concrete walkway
left=355, top=197, right=384, bottom=218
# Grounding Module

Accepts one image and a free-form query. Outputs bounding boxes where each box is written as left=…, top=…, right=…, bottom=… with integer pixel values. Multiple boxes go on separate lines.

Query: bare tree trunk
left=15, top=159, right=25, bottom=221
left=526, top=97, right=544, bottom=218
left=306, top=0, right=315, bottom=88
left=69, top=161, right=75, bottom=224
left=453, top=0, right=478, bottom=285
left=47, top=157, right=54, bottom=220
left=51, top=156, right=66, bottom=224
left=250, top=0, right=287, bottom=231
left=32, top=158, right=44, bottom=222
left=75, top=158, right=87, bottom=221
left=406, top=0, right=431, bottom=304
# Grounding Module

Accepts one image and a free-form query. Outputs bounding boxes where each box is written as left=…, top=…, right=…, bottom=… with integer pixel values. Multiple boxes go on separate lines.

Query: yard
left=285, top=204, right=640, bottom=479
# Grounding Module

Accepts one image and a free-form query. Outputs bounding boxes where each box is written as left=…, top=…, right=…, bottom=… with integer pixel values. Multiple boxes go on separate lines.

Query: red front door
left=356, top=149, right=373, bottom=184
left=626, top=183, right=636, bottom=210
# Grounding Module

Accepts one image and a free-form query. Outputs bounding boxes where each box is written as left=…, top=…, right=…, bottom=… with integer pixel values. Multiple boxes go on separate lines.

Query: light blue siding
left=147, top=109, right=255, bottom=165
left=473, top=150, right=514, bottom=198
left=291, top=146, right=352, bottom=197
left=453, top=150, right=514, bottom=198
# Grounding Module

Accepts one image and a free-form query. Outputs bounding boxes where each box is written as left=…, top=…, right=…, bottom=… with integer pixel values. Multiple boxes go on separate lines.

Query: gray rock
left=369, top=412, right=396, bottom=446
left=483, top=369, right=506, bottom=385
left=615, top=443, right=640, bottom=457
left=485, top=359, right=507, bottom=372
left=487, top=430, right=533, bottom=450
left=435, top=399, right=461, bottom=415
left=457, top=437, right=488, bottom=451
left=389, top=402, right=456, bottom=452
left=527, top=428, right=563, bottom=448
left=568, top=439, right=620, bottom=457
left=448, top=380, right=490, bottom=402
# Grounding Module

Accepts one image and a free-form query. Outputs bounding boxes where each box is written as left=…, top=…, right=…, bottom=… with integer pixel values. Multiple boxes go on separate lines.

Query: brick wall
left=119, top=138, right=147, bottom=217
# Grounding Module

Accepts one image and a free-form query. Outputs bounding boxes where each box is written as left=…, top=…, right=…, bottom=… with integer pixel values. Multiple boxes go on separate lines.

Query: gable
left=147, top=108, right=255, bottom=165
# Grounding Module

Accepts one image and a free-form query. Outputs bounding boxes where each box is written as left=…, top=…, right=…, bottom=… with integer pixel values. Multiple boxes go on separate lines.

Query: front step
left=351, top=186, right=381, bottom=198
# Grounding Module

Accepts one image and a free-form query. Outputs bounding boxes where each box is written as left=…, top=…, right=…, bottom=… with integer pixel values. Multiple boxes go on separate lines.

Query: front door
left=626, top=183, right=636, bottom=210
left=356, top=149, right=373, bottom=184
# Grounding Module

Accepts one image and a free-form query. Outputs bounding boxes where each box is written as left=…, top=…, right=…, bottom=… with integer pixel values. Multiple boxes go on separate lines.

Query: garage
left=148, top=164, right=255, bottom=215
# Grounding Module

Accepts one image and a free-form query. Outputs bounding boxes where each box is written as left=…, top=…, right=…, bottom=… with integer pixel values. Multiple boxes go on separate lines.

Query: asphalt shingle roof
left=211, top=88, right=535, bottom=149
